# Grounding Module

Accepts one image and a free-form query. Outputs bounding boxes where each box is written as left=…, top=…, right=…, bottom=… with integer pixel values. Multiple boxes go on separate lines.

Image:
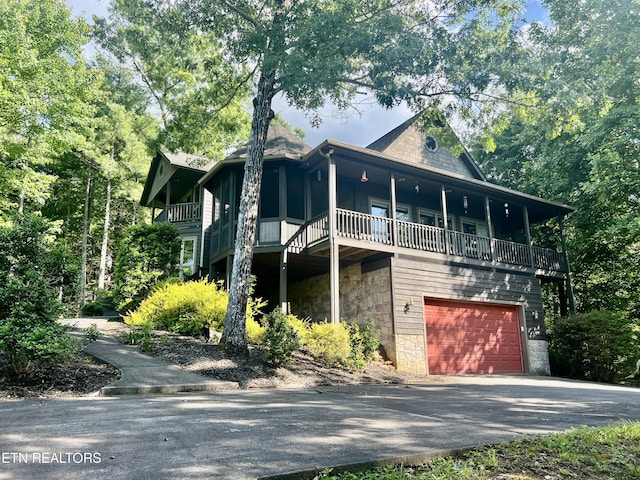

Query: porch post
left=323, top=149, right=340, bottom=324
left=151, top=198, right=157, bottom=223
left=558, top=216, right=576, bottom=314
left=441, top=186, right=449, bottom=253
left=484, top=196, right=496, bottom=261
left=280, top=248, right=288, bottom=314
left=165, top=181, right=171, bottom=206
left=390, top=173, right=397, bottom=246
left=523, top=206, right=535, bottom=268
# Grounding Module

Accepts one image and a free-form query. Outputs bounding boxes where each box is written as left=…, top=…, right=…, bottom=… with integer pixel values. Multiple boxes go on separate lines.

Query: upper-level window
left=425, top=136, right=438, bottom=152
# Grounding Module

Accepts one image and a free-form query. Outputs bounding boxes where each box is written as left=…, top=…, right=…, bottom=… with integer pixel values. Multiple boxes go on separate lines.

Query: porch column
left=484, top=196, right=496, bottom=261
left=441, top=186, right=449, bottom=252
left=558, top=216, right=576, bottom=314
left=323, top=149, right=340, bottom=324
left=280, top=248, right=288, bottom=314
left=523, top=206, right=535, bottom=268
left=151, top=198, right=157, bottom=223
left=390, top=173, right=397, bottom=246
left=165, top=181, right=171, bottom=206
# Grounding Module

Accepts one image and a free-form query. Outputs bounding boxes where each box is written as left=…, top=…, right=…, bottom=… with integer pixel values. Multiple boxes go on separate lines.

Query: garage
left=424, top=299, right=524, bottom=374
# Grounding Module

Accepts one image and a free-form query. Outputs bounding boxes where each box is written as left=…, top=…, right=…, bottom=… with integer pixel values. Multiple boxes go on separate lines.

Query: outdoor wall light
left=404, top=298, right=413, bottom=313
left=360, top=170, right=368, bottom=183
left=463, top=195, right=469, bottom=213
left=504, top=202, right=510, bottom=218
left=414, top=184, right=420, bottom=194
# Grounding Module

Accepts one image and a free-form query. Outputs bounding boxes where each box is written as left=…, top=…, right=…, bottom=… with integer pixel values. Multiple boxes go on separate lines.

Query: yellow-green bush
left=286, top=315, right=311, bottom=342
left=124, top=279, right=228, bottom=336
left=246, top=317, right=266, bottom=344
left=303, top=322, right=352, bottom=367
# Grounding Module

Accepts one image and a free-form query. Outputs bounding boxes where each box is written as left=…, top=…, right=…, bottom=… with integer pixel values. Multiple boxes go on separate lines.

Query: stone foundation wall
left=527, top=339, right=551, bottom=376
left=288, top=262, right=396, bottom=364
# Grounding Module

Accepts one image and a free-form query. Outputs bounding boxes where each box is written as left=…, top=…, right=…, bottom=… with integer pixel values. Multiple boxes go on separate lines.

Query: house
left=140, top=149, right=215, bottom=278
left=144, top=116, right=575, bottom=376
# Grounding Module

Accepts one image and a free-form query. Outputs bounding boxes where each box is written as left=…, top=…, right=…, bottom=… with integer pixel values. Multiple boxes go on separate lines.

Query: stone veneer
left=288, top=262, right=396, bottom=365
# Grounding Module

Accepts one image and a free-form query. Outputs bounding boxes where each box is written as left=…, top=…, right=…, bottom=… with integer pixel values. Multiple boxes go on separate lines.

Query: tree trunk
left=221, top=69, right=276, bottom=353
left=80, top=168, right=92, bottom=310
left=98, top=144, right=114, bottom=291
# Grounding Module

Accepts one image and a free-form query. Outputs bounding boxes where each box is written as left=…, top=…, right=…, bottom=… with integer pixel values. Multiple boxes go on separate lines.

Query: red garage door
left=424, top=299, right=524, bottom=374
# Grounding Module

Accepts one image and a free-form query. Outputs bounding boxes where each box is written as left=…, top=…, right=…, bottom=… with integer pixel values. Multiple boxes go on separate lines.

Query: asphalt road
left=1, top=376, right=639, bottom=480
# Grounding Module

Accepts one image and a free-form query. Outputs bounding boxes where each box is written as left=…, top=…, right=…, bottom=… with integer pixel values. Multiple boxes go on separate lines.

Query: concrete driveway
left=1, top=376, right=639, bottom=480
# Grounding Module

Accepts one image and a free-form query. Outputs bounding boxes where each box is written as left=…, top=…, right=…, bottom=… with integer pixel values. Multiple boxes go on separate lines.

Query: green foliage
left=81, top=290, right=118, bottom=317
left=113, top=222, right=181, bottom=312
left=124, top=323, right=154, bottom=352
left=94, top=0, right=250, bottom=159
left=314, top=422, right=640, bottom=480
left=82, top=324, right=104, bottom=343
left=262, top=310, right=301, bottom=367
left=547, top=311, right=640, bottom=383
left=473, top=0, right=640, bottom=319
left=124, top=278, right=228, bottom=335
left=346, top=321, right=381, bottom=370
left=0, top=215, right=79, bottom=379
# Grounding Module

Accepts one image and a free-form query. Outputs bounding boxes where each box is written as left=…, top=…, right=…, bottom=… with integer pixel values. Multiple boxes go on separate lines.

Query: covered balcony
left=286, top=208, right=568, bottom=277
left=154, top=202, right=203, bottom=224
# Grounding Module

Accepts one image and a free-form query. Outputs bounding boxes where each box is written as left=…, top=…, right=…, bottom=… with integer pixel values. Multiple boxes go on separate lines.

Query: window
left=179, top=237, right=197, bottom=278
left=371, top=201, right=390, bottom=243
left=419, top=209, right=453, bottom=230
left=425, top=136, right=438, bottom=152
left=260, top=167, right=280, bottom=218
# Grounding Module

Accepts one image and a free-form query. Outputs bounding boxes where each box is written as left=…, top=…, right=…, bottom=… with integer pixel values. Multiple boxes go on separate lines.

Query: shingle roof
left=226, top=123, right=312, bottom=160
left=160, top=149, right=215, bottom=172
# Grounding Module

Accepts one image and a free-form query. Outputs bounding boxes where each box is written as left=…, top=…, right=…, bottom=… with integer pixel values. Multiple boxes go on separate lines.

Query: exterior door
left=424, top=299, right=524, bottom=374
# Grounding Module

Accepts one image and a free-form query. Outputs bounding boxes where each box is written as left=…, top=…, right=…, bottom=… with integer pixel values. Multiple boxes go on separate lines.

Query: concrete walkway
left=62, top=317, right=239, bottom=395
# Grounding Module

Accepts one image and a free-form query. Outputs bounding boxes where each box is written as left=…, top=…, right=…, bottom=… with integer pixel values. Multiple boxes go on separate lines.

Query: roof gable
left=367, top=115, right=485, bottom=181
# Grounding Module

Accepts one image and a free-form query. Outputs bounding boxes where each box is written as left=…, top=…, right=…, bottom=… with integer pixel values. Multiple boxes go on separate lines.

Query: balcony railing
left=288, top=208, right=568, bottom=274
left=155, top=202, right=202, bottom=223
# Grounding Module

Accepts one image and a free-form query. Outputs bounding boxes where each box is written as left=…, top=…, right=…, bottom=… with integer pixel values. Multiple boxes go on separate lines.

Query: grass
left=312, top=422, right=640, bottom=479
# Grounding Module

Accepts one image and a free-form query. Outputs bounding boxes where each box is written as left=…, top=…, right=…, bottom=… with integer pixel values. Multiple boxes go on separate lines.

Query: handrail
left=286, top=208, right=567, bottom=273
left=155, top=202, right=203, bottom=223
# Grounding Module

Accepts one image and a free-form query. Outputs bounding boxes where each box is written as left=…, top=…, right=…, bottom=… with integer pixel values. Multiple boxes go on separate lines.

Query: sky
left=65, top=0, right=549, bottom=148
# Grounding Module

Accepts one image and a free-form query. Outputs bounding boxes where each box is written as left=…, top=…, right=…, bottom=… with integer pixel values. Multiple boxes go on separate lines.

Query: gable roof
left=367, top=114, right=486, bottom=181
left=226, top=122, right=312, bottom=160
left=140, top=149, right=215, bottom=206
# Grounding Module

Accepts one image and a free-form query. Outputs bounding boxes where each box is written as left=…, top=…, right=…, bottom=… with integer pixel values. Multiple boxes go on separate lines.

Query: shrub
left=113, top=222, right=181, bottom=312
left=548, top=310, right=640, bottom=383
left=124, top=279, right=228, bottom=335
left=263, top=310, right=301, bottom=367
left=124, top=278, right=267, bottom=340
left=346, top=320, right=381, bottom=370
left=304, top=322, right=352, bottom=367
left=246, top=317, right=266, bottom=345
left=0, top=215, right=79, bottom=379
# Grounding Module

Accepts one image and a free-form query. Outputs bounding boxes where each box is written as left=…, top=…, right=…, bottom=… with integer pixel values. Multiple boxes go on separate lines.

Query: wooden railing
left=155, top=203, right=202, bottom=223
left=287, top=208, right=568, bottom=274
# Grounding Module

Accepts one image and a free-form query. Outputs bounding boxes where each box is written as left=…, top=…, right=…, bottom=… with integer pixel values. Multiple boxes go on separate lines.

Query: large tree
left=0, top=0, right=99, bottom=219
left=176, top=0, right=527, bottom=352
left=93, top=0, right=251, bottom=160
left=473, top=0, right=640, bottom=318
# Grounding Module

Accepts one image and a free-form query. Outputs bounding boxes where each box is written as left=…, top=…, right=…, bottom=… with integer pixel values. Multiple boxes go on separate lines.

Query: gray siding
left=392, top=254, right=547, bottom=341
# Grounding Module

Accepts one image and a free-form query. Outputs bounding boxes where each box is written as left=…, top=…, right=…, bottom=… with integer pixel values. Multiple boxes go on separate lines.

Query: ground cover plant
left=313, top=422, right=640, bottom=480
